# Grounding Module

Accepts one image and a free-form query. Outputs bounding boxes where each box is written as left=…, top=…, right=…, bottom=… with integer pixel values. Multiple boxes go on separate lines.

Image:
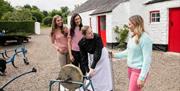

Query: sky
left=5, top=0, right=87, bottom=11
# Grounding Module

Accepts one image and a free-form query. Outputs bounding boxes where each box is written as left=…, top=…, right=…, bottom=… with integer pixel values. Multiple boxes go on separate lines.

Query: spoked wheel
left=57, top=64, right=83, bottom=91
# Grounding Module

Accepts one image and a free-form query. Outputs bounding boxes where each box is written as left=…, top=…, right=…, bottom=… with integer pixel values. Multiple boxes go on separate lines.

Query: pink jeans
left=128, top=67, right=146, bottom=91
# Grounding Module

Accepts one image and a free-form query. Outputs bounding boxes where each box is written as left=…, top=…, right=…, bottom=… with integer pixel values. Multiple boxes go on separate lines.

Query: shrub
left=42, top=16, right=52, bottom=26
left=0, top=21, right=35, bottom=35
left=31, top=10, right=44, bottom=22
left=114, top=24, right=129, bottom=49
left=1, top=9, right=32, bottom=21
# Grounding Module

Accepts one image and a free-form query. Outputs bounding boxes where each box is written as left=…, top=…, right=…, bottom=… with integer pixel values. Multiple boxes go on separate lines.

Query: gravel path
left=0, top=28, right=180, bottom=91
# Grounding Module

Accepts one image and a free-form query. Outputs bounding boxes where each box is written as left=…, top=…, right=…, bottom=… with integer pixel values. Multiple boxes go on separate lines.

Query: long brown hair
left=50, top=15, right=68, bottom=43
left=70, top=13, right=83, bottom=37
left=129, top=15, right=145, bottom=44
left=51, top=15, right=67, bottom=38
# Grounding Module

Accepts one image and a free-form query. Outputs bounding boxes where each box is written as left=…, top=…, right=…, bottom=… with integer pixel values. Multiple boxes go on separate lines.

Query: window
left=100, top=16, right=106, bottom=30
left=150, top=11, right=160, bottom=23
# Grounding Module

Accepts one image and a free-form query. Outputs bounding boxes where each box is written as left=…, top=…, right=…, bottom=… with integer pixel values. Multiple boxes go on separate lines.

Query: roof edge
left=144, top=0, right=171, bottom=5
left=90, top=11, right=112, bottom=16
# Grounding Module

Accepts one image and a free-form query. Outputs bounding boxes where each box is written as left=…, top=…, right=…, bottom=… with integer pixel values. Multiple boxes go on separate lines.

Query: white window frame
left=150, top=11, right=160, bottom=23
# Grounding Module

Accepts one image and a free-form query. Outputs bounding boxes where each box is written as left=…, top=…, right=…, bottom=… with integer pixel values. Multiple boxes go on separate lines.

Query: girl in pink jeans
left=112, top=15, right=152, bottom=91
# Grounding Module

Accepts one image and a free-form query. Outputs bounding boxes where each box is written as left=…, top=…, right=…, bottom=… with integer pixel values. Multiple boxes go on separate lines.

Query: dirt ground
left=0, top=28, right=180, bottom=91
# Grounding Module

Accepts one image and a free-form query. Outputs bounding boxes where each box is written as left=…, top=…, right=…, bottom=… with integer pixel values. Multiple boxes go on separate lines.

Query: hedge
left=0, top=21, right=35, bottom=35
left=42, top=16, right=52, bottom=26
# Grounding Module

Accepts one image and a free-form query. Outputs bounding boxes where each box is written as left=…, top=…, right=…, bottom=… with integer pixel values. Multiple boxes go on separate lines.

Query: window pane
left=152, top=13, right=155, bottom=17
left=156, top=18, right=160, bottom=22
left=156, top=13, right=160, bottom=17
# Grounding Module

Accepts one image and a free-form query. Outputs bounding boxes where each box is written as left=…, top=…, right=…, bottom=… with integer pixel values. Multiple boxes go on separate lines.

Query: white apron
left=87, top=47, right=113, bottom=91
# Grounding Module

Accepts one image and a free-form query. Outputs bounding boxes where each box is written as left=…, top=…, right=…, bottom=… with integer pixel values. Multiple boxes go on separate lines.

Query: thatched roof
left=71, top=0, right=129, bottom=15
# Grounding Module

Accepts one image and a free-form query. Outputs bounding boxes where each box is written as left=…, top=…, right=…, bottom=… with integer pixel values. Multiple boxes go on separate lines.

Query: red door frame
left=168, top=7, right=180, bottom=52
left=98, top=15, right=106, bottom=46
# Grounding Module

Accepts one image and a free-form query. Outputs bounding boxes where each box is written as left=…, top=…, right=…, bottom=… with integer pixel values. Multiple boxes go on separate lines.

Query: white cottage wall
left=145, top=0, right=180, bottom=44
left=67, top=10, right=94, bottom=28
left=111, top=1, right=130, bottom=43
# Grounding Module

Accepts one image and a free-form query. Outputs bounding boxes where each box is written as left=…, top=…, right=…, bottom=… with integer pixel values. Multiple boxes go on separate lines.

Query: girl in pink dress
left=51, top=15, right=69, bottom=68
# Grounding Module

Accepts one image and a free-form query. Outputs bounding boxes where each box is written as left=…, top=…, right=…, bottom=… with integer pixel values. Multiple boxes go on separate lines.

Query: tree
left=49, top=7, right=70, bottom=24
left=23, top=4, right=40, bottom=11
left=60, top=7, right=70, bottom=24
left=32, top=5, right=40, bottom=11
left=31, top=10, right=44, bottom=22
left=22, top=5, right=44, bottom=22
left=42, top=10, right=49, bottom=17
left=0, top=0, right=14, bottom=19
left=42, top=16, right=52, bottom=26
left=1, top=9, right=32, bottom=21
left=49, top=9, right=61, bottom=17
left=24, top=4, right=31, bottom=9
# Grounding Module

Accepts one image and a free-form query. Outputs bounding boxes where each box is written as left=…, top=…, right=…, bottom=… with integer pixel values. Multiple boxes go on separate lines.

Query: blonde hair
left=81, top=26, right=90, bottom=35
left=129, top=15, right=145, bottom=44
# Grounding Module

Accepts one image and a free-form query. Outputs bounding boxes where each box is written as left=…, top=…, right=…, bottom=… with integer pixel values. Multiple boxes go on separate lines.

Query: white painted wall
left=106, top=13, right=113, bottom=43
left=111, top=1, right=130, bottom=43
left=129, top=0, right=146, bottom=17
left=67, top=10, right=94, bottom=29
left=145, top=0, right=180, bottom=44
left=79, top=10, right=95, bottom=25
left=91, top=15, right=98, bottom=33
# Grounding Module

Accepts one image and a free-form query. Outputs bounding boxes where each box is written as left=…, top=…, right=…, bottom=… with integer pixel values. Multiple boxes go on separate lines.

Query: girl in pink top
left=51, top=15, right=69, bottom=68
left=68, top=13, right=87, bottom=75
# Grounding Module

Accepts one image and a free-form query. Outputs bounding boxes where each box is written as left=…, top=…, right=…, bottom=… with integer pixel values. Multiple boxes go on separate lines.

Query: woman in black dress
left=78, top=26, right=113, bottom=91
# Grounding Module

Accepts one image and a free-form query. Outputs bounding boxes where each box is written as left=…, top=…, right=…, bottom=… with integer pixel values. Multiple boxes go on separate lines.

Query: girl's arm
left=68, top=37, right=72, bottom=54
left=138, top=37, right=152, bottom=81
left=113, top=49, right=128, bottom=59
left=51, top=33, right=58, bottom=50
left=67, top=32, right=74, bottom=61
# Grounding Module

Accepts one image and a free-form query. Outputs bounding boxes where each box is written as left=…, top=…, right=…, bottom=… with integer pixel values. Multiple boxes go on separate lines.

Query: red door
left=98, top=16, right=106, bottom=46
left=169, top=8, right=180, bottom=52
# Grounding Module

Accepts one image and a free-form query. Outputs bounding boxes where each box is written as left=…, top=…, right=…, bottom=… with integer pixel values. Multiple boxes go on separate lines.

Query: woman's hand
left=137, top=79, right=145, bottom=88
left=108, top=51, right=115, bottom=58
left=57, top=48, right=66, bottom=54
left=88, top=68, right=95, bottom=77
left=109, top=51, right=117, bottom=61
left=69, top=54, right=74, bottom=62
left=108, top=51, right=112, bottom=57
left=57, top=49, right=63, bottom=54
